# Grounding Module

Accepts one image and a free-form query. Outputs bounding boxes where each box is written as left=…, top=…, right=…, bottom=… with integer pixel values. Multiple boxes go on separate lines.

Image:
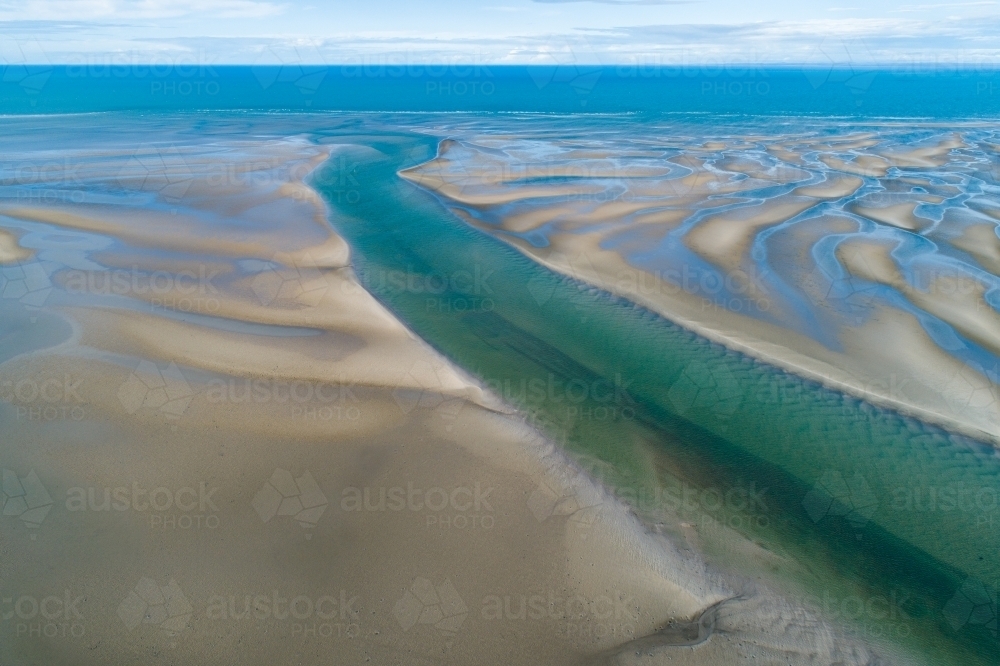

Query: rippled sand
left=403, top=124, right=1000, bottom=444
left=0, top=116, right=748, bottom=665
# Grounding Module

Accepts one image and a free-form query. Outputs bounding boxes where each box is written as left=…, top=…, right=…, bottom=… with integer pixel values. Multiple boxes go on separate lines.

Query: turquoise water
left=303, top=118, right=1000, bottom=664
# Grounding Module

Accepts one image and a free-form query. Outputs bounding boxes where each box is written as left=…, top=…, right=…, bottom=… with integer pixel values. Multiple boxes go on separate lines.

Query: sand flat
left=818, top=154, right=890, bottom=177
left=877, top=133, right=966, bottom=168
left=404, top=130, right=1000, bottom=447
left=684, top=196, right=819, bottom=272
left=950, top=222, right=1000, bottom=275
left=837, top=239, right=1000, bottom=357
left=848, top=201, right=934, bottom=232
left=793, top=175, right=863, bottom=199
left=1, top=130, right=781, bottom=666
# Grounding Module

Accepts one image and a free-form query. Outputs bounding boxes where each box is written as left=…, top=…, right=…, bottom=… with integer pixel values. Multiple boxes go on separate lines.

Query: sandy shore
left=0, top=121, right=909, bottom=665
left=402, top=131, right=1000, bottom=446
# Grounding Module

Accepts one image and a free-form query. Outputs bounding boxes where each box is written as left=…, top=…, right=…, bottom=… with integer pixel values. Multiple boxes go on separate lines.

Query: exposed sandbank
left=0, top=128, right=898, bottom=666
left=403, top=131, right=1000, bottom=447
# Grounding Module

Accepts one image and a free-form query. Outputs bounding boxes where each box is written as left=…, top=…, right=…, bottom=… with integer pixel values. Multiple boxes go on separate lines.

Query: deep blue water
left=3, top=65, right=1000, bottom=116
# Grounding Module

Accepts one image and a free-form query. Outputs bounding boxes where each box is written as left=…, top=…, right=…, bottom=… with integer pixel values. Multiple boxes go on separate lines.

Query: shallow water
left=401, top=118, right=1000, bottom=442
left=309, top=116, right=1000, bottom=664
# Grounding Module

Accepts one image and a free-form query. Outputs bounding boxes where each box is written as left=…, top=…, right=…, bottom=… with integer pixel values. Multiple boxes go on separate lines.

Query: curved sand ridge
left=0, top=116, right=876, bottom=666
left=402, top=127, right=1000, bottom=445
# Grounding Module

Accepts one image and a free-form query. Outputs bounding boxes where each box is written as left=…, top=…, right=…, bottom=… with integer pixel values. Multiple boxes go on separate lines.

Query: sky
left=2, top=0, right=1000, bottom=66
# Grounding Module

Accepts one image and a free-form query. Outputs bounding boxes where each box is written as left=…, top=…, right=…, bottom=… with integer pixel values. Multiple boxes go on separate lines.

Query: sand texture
left=0, top=117, right=908, bottom=666
left=403, top=128, right=1000, bottom=445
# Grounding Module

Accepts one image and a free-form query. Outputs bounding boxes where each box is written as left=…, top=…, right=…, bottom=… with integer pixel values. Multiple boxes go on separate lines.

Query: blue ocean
left=2, top=65, right=999, bottom=116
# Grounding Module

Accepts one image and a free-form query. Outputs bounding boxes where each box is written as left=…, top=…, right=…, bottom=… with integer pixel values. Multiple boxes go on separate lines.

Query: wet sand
left=402, top=128, right=1000, bottom=446
left=0, top=117, right=876, bottom=666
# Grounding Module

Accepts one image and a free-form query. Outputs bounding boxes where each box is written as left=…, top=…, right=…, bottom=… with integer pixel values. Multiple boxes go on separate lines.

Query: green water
left=311, top=129, right=1000, bottom=665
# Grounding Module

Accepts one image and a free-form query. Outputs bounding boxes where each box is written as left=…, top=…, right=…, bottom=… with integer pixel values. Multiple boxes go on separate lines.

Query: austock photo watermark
left=117, top=360, right=195, bottom=421
left=484, top=372, right=638, bottom=425
left=1, top=467, right=54, bottom=535
left=891, top=482, right=1000, bottom=531
left=803, top=468, right=1000, bottom=535
left=119, top=577, right=364, bottom=642
left=522, top=251, right=773, bottom=317
left=338, top=52, right=498, bottom=97
left=0, top=38, right=52, bottom=101
left=1, top=374, right=88, bottom=422
left=252, top=468, right=329, bottom=538
left=339, top=53, right=493, bottom=79
left=3, top=467, right=221, bottom=534
left=61, top=264, right=223, bottom=315
left=118, top=358, right=366, bottom=425
left=479, top=588, right=639, bottom=644
left=527, top=464, right=771, bottom=535
left=8, top=466, right=489, bottom=540
left=204, top=588, right=362, bottom=641
left=252, top=467, right=496, bottom=536
left=2, top=578, right=362, bottom=646
left=803, top=588, right=914, bottom=641
left=392, top=576, right=640, bottom=645
left=4, top=253, right=354, bottom=323
left=1, top=156, right=87, bottom=204
left=340, top=481, right=496, bottom=531
left=2, top=44, right=228, bottom=102
left=839, top=360, right=998, bottom=418
left=354, top=263, right=498, bottom=314
left=392, top=576, right=641, bottom=645
left=944, top=577, right=999, bottom=639
left=318, top=153, right=362, bottom=204
left=612, top=53, right=776, bottom=79
left=65, top=480, right=222, bottom=531
left=390, top=358, right=471, bottom=431
left=617, top=264, right=774, bottom=316
left=59, top=52, right=221, bottom=97
left=626, top=480, right=772, bottom=534
left=207, top=377, right=362, bottom=423
left=1, top=589, right=87, bottom=641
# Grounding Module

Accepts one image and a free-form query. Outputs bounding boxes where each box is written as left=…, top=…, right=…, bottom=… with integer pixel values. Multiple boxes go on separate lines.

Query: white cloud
left=892, top=1, right=996, bottom=11
left=0, top=0, right=284, bottom=20
left=2, top=8, right=1000, bottom=64
left=533, top=0, right=694, bottom=4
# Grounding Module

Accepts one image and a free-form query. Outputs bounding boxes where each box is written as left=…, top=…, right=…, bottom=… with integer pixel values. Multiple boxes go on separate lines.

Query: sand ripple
left=404, top=123, right=1000, bottom=443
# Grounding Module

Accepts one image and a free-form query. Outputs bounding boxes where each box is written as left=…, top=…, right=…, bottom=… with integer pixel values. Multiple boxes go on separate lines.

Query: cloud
left=892, top=1, right=996, bottom=11
left=533, top=0, right=694, bottom=4
left=585, top=15, right=1000, bottom=45
left=0, top=0, right=284, bottom=20
left=4, top=12, right=1000, bottom=65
